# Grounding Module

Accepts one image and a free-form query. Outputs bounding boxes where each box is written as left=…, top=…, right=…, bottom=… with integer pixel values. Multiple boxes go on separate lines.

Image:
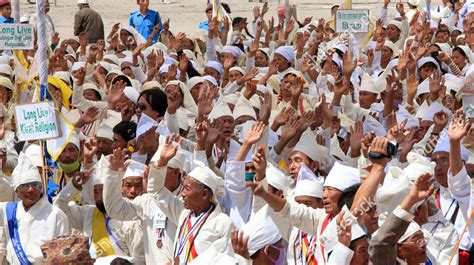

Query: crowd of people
left=0, top=0, right=472, bottom=264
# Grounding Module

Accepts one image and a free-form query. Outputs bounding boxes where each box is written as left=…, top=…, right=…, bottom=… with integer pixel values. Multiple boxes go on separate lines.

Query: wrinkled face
left=452, top=50, right=467, bottom=70
left=398, top=231, right=427, bottom=263
left=58, top=143, right=80, bottom=164
left=322, top=186, right=342, bottom=216
left=295, top=195, right=323, bottom=209
left=181, top=176, right=210, bottom=210
left=255, top=50, right=269, bottom=67
left=96, top=137, right=113, bottom=158
left=288, top=151, right=311, bottom=180
left=229, top=70, right=243, bottom=83
left=381, top=46, right=393, bottom=61
left=122, top=176, right=144, bottom=200
left=112, top=133, right=128, bottom=150
left=359, top=91, right=377, bottom=109
left=16, top=181, right=43, bottom=209
left=274, top=53, right=290, bottom=72
left=386, top=25, right=400, bottom=41
left=432, top=151, right=449, bottom=187
left=84, top=89, right=100, bottom=101
left=203, top=67, right=220, bottom=83
left=217, top=116, right=234, bottom=138
left=350, top=237, right=369, bottom=265
left=94, top=184, right=104, bottom=204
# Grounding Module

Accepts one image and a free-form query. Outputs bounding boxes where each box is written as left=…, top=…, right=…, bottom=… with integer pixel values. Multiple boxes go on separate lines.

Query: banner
left=335, top=9, right=370, bottom=33
left=0, top=24, right=34, bottom=50
left=15, top=102, right=59, bottom=141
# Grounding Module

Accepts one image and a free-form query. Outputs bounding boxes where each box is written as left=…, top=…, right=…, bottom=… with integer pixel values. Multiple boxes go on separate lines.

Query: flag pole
left=13, top=0, right=19, bottom=23
left=35, top=0, right=49, bottom=192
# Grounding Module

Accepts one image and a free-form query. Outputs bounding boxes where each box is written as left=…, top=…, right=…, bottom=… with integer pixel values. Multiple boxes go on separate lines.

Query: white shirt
left=0, top=196, right=69, bottom=264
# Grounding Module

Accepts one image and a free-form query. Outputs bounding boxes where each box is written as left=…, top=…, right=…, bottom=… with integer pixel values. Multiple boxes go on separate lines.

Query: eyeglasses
left=401, top=237, right=427, bottom=247
left=137, top=103, right=147, bottom=111
left=17, top=181, right=42, bottom=192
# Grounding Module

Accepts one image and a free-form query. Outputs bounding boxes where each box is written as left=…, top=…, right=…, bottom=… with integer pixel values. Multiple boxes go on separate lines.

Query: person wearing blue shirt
left=129, top=0, right=162, bottom=44
left=0, top=0, right=13, bottom=24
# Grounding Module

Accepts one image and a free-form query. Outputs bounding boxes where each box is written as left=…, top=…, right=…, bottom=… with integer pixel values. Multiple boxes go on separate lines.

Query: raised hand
left=337, top=212, right=352, bottom=247
left=271, top=107, right=296, bottom=131
left=408, top=173, right=435, bottom=202
left=178, top=54, right=189, bottom=73
left=231, top=230, right=250, bottom=260
left=197, top=90, right=213, bottom=116
left=157, top=136, right=179, bottom=167
left=110, top=148, right=127, bottom=171
left=207, top=119, right=222, bottom=144
left=448, top=109, right=470, bottom=142
left=368, top=136, right=389, bottom=166
left=108, top=80, right=126, bottom=104
left=433, top=111, right=449, bottom=133
left=281, top=116, right=301, bottom=140
left=194, top=120, right=209, bottom=145
left=253, top=145, right=267, bottom=181
left=223, top=53, right=234, bottom=70
left=349, top=120, right=364, bottom=157
left=238, top=68, right=259, bottom=86
left=429, top=70, right=444, bottom=96
left=258, top=93, right=272, bottom=124
left=83, top=137, right=97, bottom=164
left=244, top=121, right=266, bottom=145
left=79, top=106, right=99, bottom=125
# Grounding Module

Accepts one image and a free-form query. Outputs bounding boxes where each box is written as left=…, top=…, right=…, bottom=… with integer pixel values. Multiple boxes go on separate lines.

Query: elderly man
left=0, top=153, right=69, bottom=264
left=103, top=143, right=187, bottom=264
left=74, top=0, right=104, bottom=43
left=54, top=157, right=144, bottom=263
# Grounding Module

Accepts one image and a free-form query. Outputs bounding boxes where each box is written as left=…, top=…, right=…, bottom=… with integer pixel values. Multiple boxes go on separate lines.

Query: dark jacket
left=74, top=6, right=104, bottom=43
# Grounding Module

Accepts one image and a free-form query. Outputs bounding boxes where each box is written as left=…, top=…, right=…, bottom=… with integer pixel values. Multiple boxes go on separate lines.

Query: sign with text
left=15, top=102, right=59, bottom=141
left=335, top=9, right=369, bottom=33
left=0, top=24, right=34, bottom=50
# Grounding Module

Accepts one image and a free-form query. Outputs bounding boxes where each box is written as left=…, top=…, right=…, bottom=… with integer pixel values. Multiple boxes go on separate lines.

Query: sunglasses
left=17, top=181, right=42, bottom=192
left=137, top=103, right=147, bottom=111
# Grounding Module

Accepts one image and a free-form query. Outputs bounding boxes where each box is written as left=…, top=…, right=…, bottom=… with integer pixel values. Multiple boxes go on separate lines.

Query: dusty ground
left=17, top=0, right=441, bottom=39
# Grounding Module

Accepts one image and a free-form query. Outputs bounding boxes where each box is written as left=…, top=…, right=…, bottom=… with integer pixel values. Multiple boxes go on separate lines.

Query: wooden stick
left=449, top=210, right=474, bottom=264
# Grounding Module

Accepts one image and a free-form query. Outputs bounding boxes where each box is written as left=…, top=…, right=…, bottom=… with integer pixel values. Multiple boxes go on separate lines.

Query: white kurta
left=0, top=196, right=69, bottom=264
left=422, top=210, right=459, bottom=265
left=150, top=175, right=235, bottom=264
left=54, top=181, right=144, bottom=264
left=104, top=166, right=179, bottom=264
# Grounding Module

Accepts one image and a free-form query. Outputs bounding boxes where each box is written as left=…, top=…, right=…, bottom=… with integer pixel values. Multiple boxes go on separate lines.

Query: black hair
left=453, top=46, right=468, bottom=58
left=232, top=17, right=254, bottom=39
left=221, top=2, right=231, bottom=14
left=113, top=121, right=137, bottom=142
left=110, top=258, right=133, bottom=265
left=337, top=183, right=361, bottom=211
left=137, top=88, right=168, bottom=118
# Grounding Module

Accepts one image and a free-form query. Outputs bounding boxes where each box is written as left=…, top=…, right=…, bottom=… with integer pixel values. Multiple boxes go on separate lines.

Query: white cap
left=408, top=0, right=420, bottom=6
left=208, top=100, right=233, bottom=120
left=388, top=20, right=402, bottom=30
left=186, top=76, right=205, bottom=90
left=12, top=152, right=42, bottom=191
left=78, top=0, right=90, bottom=4
left=294, top=164, right=323, bottom=198
left=24, top=144, right=44, bottom=167
left=397, top=106, right=419, bottom=129
left=83, top=83, right=103, bottom=100
left=203, top=75, right=218, bottom=87
left=205, top=61, right=224, bottom=75
left=123, top=86, right=139, bottom=104
left=266, top=162, right=289, bottom=192
left=398, top=221, right=421, bottom=243
left=93, top=155, right=109, bottom=186
left=96, top=116, right=121, bottom=141
left=123, top=160, right=146, bottom=179
left=0, top=65, right=13, bottom=77
left=417, top=57, right=440, bottom=71
left=330, top=134, right=348, bottom=162
left=20, top=13, right=29, bottom=23
left=359, top=73, right=380, bottom=95
left=136, top=113, right=158, bottom=139
left=363, top=115, right=386, bottom=137
left=375, top=166, right=411, bottom=214
left=293, top=129, right=331, bottom=172
left=188, top=161, right=224, bottom=203
left=229, top=66, right=245, bottom=75
left=233, top=96, right=257, bottom=120
left=383, top=40, right=399, bottom=58
left=324, top=162, right=360, bottom=191
left=167, top=149, right=187, bottom=170
left=421, top=102, right=451, bottom=122
left=243, top=207, right=281, bottom=256
left=275, top=46, right=295, bottom=62
left=433, top=131, right=470, bottom=161
left=403, top=152, right=436, bottom=182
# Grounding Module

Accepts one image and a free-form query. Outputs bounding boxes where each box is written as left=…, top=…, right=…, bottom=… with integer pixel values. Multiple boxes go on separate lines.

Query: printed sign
left=0, top=24, right=34, bottom=50
left=15, top=102, right=59, bottom=141
left=335, top=9, right=370, bottom=33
